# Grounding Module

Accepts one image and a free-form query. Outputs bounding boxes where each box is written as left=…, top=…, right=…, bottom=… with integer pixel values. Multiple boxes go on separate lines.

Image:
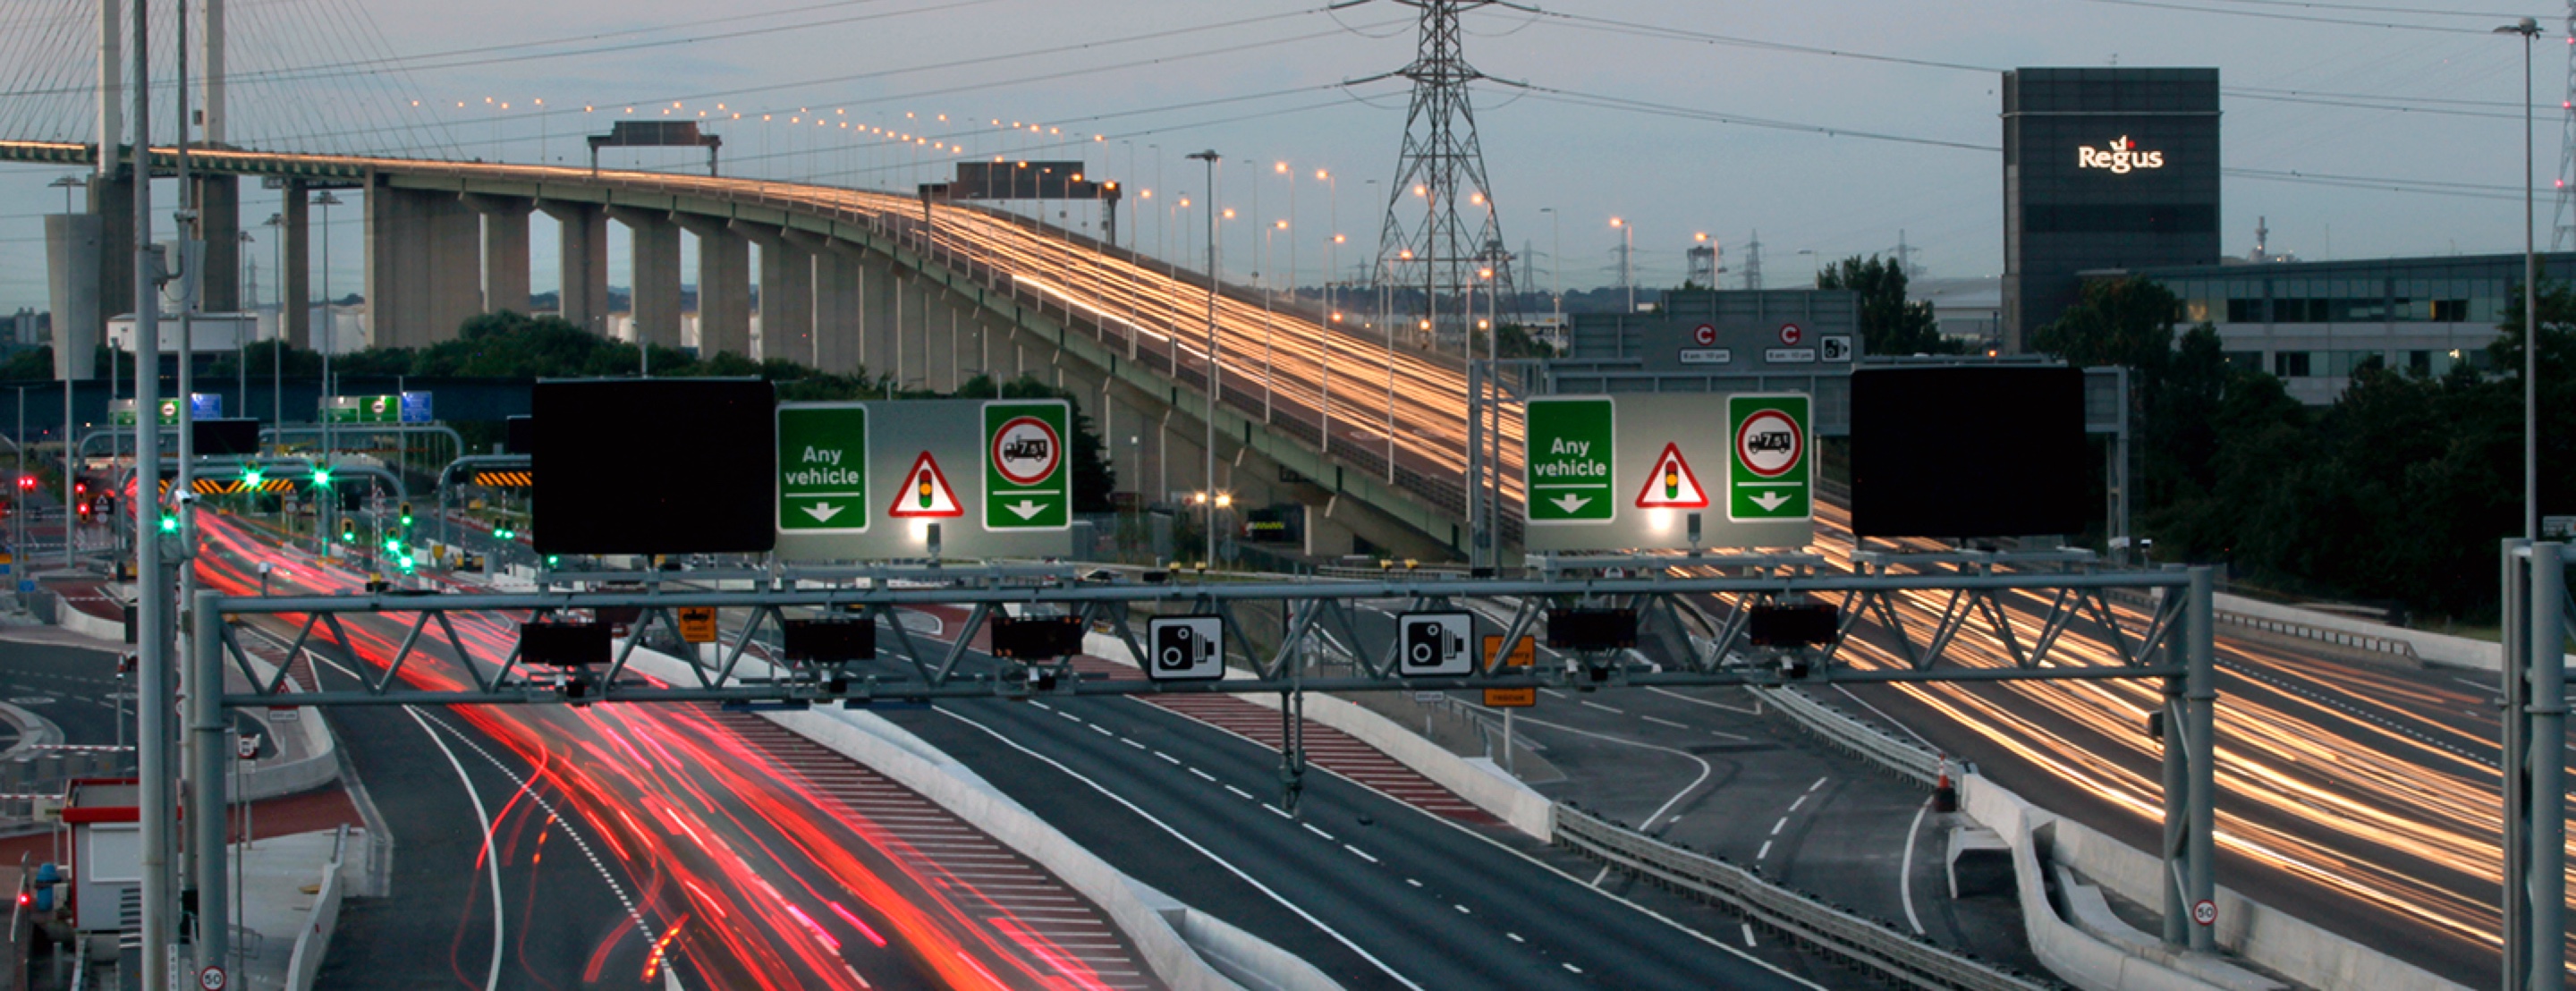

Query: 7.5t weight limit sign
left=1728, top=394, right=1810, bottom=522
left=984, top=401, right=1071, bottom=530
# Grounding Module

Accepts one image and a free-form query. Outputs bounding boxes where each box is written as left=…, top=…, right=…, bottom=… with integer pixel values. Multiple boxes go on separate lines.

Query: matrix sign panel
left=1523, top=393, right=1814, bottom=552
left=775, top=399, right=1072, bottom=562
left=1849, top=366, right=2089, bottom=538
left=532, top=378, right=776, bottom=556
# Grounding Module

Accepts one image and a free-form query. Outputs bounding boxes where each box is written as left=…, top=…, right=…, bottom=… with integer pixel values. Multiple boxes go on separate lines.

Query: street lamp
left=1186, top=149, right=1222, bottom=567
left=1610, top=216, right=1635, bottom=314
left=2499, top=16, right=2542, bottom=543
left=47, top=174, right=86, bottom=214
left=1539, top=207, right=1562, bottom=324
left=312, top=190, right=343, bottom=556
left=263, top=213, right=284, bottom=434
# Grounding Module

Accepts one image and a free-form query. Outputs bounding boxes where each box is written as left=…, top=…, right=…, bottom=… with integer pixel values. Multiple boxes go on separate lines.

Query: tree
left=2030, top=277, right=2182, bottom=373
left=1817, top=255, right=1955, bottom=356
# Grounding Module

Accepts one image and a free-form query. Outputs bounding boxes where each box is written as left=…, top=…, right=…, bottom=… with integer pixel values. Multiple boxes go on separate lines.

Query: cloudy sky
left=0, top=0, right=2555, bottom=313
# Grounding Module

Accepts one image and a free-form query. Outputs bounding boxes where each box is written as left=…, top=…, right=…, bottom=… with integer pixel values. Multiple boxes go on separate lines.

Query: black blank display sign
left=533, top=378, right=775, bottom=555
left=1849, top=366, right=2089, bottom=538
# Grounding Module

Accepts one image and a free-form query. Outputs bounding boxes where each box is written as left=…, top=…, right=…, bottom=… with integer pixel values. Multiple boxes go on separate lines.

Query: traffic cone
left=1933, top=757, right=1959, bottom=813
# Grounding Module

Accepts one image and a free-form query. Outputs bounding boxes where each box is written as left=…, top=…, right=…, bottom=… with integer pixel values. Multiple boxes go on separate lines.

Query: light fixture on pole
left=1186, top=150, right=1222, bottom=567
left=1610, top=216, right=1634, bottom=314
left=2498, top=16, right=2543, bottom=544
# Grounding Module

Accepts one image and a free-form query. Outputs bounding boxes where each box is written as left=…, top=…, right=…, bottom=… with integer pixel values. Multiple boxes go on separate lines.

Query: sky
left=0, top=0, right=2560, bottom=314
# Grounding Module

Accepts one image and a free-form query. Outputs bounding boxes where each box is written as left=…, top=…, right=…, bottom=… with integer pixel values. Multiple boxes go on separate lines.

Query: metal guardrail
left=1552, top=802, right=2058, bottom=991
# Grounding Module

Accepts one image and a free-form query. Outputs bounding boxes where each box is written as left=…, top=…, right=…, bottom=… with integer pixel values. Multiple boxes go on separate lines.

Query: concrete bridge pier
left=366, top=181, right=480, bottom=349
left=278, top=180, right=309, bottom=347
left=606, top=206, right=682, bottom=349
left=193, top=174, right=241, bottom=312
left=858, top=255, right=898, bottom=382
left=538, top=200, right=609, bottom=335
left=674, top=215, right=750, bottom=358
left=462, top=194, right=530, bottom=316
left=740, top=222, right=812, bottom=365
left=808, top=241, right=863, bottom=375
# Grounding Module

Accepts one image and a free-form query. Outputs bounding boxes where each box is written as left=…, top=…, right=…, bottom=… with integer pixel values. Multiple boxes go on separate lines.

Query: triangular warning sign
left=887, top=452, right=964, bottom=518
left=1634, top=443, right=1710, bottom=509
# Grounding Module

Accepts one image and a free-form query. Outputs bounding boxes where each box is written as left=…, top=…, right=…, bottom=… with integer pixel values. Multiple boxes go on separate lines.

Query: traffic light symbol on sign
left=886, top=453, right=962, bottom=519
left=1633, top=443, right=1709, bottom=509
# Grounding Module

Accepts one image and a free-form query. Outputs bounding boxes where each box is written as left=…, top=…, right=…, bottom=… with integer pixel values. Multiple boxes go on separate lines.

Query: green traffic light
left=311, top=469, right=331, bottom=487
left=157, top=513, right=177, bottom=534
left=242, top=469, right=264, bottom=488
left=545, top=555, right=560, bottom=567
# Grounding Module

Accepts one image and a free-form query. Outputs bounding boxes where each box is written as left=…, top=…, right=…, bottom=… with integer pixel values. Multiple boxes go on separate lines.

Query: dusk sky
left=0, top=0, right=2555, bottom=312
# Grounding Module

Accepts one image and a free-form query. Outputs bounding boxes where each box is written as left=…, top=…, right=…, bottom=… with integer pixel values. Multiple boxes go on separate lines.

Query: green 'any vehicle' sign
left=1727, top=394, right=1811, bottom=522
left=984, top=400, right=1071, bottom=530
left=777, top=403, right=869, bottom=532
left=1524, top=396, right=1616, bottom=524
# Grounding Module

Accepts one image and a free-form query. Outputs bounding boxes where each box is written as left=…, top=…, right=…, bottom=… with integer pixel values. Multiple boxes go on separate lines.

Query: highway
left=819, top=606, right=1852, bottom=991
left=192, top=515, right=1161, bottom=989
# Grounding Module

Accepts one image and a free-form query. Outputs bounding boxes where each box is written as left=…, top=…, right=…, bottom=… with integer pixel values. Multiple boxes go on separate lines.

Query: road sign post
left=1524, top=397, right=1615, bottom=525
left=777, top=404, right=869, bottom=533
left=1728, top=394, right=1811, bottom=522
left=983, top=401, right=1071, bottom=530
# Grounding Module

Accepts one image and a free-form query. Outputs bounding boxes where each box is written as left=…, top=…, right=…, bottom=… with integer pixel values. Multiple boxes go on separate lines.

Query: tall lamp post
left=2500, top=16, right=2542, bottom=544
left=1186, top=150, right=1221, bottom=566
left=313, top=190, right=342, bottom=555
left=1610, top=216, right=1635, bottom=314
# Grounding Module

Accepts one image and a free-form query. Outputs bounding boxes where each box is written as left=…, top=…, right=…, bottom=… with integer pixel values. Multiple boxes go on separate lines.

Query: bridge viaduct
left=12, top=140, right=1479, bottom=562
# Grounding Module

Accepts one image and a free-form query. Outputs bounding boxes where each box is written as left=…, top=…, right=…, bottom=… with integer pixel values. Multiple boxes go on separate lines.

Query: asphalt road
left=857, top=630, right=1846, bottom=991
left=0, top=633, right=127, bottom=748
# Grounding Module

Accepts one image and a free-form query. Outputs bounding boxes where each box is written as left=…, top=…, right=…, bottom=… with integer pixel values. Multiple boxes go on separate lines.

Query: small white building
left=106, top=312, right=258, bottom=353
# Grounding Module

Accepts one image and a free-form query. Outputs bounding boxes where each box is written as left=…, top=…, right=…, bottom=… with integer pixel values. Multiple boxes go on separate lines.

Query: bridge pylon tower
left=2556, top=0, right=2576, bottom=250
left=1364, top=0, right=1520, bottom=350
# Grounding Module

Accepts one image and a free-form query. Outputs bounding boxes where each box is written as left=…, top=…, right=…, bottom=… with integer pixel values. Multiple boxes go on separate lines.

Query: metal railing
left=1553, top=802, right=2058, bottom=991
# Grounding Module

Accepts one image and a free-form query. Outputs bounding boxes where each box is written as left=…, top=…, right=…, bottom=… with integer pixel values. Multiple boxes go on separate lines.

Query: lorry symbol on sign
left=991, top=416, right=1063, bottom=487
left=1747, top=430, right=1795, bottom=454
left=1002, top=436, right=1050, bottom=461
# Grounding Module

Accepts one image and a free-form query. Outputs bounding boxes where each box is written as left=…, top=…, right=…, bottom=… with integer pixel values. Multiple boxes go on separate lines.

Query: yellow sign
left=676, top=606, right=718, bottom=645
left=1482, top=634, right=1537, bottom=708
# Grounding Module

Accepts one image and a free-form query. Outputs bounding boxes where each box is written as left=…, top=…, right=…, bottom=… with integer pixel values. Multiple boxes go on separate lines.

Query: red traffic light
left=73, top=481, right=86, bottom=496
left=14, top=475, right=33, bottom=490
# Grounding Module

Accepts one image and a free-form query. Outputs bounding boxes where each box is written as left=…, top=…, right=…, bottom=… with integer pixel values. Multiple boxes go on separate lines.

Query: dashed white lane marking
left=1224, top=784, right=1256, bottom=800
left=1056, top=711, right=1084, bottom=724
left=1788, top=795, right=1808, bottom=812
left=1302, top=823, right=1335, bottom=841
left=1640, top=715, right=1690, bottom=730
left=1505, top=932, right=1524, bottom=943
left=1588, top=864, right=1611, bottom=887
left=1265, top=804, right=1294, bottom=820
left=1770, top=817, right=1787, bottom=836
left=1647, top=687, right=1764, bottom=716
left=1756, top=840, right=1773, bottom=861
left=1189, top=767, right=1216, bottom=782
left=1030, top=701, right=1053, bottom=710
left=2229, top=657, right=2489, bottom=763
left=1089, top=724, right=1117, bottom=738
left=1741, top=923, right=1758, bottom=947
left=1120, top=737, right=1147, bottom=750
left=1808, top=776, right=1827, bottom=792
left=1453, top=904, right=1471, bottom=914
left=1580, top=700, right=1625, bottom=715
left=1406, top=878, right=1424, bottom=888
left=1564, top=962, right=1586, bottom=974
left=404, top=707, right=507, bottom=991
left=1153, top=751, right=1182, bottom=765
left=1539, top=689, right=1570, bottom=699
left=1344, top=844, right=1379, bottom=864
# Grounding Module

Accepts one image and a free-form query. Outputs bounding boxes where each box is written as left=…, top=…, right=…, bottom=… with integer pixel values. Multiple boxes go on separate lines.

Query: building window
left=2227, top=298, right=2263, bottom=322
left=2429, top=299, right=2470, bottom=321
left=2333, top=350, right=2385, bottom=376
left=2223, top=351, right=2264, bottom=372
left=2274, top=351, right=2312, bottom=377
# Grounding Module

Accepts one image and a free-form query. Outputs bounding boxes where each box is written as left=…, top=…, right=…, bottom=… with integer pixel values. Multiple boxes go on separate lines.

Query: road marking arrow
left=801, top=502, right=845, bottom=523
left=1750, top=492, right=1790, bottom=512
left=1548, top=493, right=1592, bottom=514
left=1004, top=499, right=1047, bottom=520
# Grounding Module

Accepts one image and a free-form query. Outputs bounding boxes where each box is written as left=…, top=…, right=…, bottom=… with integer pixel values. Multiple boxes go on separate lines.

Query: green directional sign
left=324, top=395, right=402, bottom=424
left=1728, top=394, right=1811, bottom=522
left=777, top=403, right=869, bottom=532
left=983, top=400, right=1071, bottom=530
left=1524, top=396, right=1616, bottom=524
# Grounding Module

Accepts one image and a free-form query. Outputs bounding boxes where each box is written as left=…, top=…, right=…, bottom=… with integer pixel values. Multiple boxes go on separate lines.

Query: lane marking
left=1343, top=844, right=1379, bottom=864
left=1579, top=700, right=1625, bottom=715
left=1153, top=751, right=1182, bottom=765
left=1640, top=715, right=1690, bottom=730
left=1189, top=767, right=1216, bottom=782
left=934, top=707, right=1428, bottom=991
left=1788, top=795, right=1807, bottom=812
left=1302, top=823, right=1336, bottom=842
left=1756, top=841, right=1772, bottom=861
left=1589, top=864, right=1612, bottom=887
left=1808, top=776, right=1827, bottom=793
left=1454, top=904, right=1471, bottom=914
left=404, top=707, right=506, bottom=991
left=1224, top=784, right=1256, bottom=800
left=1769, top=817, right=1786, bottom=836
left=1899, top=794, right=1931, bottom=936
left=1833, top=685, right=1939, bottom=751
left=1121, top=737, right=1147, bottom=750
left=1647, top=686, right=1763, bottom=716
left=1741, top=923, right=1757, bottom=947
left=1564, top=962, right=1586, bottom=974
left=1265, top=804, right=1294, bottom=820
left=1513, top=713, right=1708, bottom=833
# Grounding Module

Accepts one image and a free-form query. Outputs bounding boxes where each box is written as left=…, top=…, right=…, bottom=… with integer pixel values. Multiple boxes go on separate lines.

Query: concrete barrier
left=618, top=644, right=1341, bottom=991
left=2210, top=592, right=2569, bottom=673
left=230, top=642, right=342, bottom=803
left=1963, top=775, right=2470, bottom=991
left=282, top=826, right=351, bottom=991
left=51, top=593, right=121, bottom=645
left=1081, top=631, right=1556, bottom=841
